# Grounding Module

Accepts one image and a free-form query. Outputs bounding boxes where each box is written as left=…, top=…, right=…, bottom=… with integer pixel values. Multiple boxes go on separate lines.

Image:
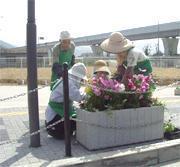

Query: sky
left=0, top=0, right=180, bottom=51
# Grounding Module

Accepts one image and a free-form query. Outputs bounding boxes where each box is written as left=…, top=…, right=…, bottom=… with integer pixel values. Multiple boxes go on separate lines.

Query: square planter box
left=76, top=106, right=164, bottom=150
left=175, top=89, right=180, bottom=95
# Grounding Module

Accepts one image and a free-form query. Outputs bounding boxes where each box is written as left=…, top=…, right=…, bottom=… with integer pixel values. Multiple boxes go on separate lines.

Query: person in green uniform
left=50, top=31, right=75, bottom=90
left=100, top=32, right=152, bottom=85
left=45, top=63, right=87, bottom=139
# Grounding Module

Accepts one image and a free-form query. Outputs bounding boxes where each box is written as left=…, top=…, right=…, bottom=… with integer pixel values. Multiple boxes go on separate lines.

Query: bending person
left=45, top=63, right=87, bottom=139
left=100, top=32, right=152, bottom=85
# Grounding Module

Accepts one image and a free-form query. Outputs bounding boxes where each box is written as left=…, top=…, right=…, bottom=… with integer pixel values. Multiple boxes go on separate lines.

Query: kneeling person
left=45, top=63, right=87, bottom=139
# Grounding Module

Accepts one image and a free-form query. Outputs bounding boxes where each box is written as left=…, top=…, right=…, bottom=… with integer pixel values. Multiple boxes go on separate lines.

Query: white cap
left=68, top=63, right=87, bottom=80
left=60, top=31, right=71, bottom=40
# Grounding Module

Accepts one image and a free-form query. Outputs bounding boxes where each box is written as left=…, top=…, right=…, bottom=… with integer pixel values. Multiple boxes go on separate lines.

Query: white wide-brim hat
left=60, top=31, right=72, bottom=40
left=68, top=63, right=87, bottom=80
left=100, top=32, right=134, bottom=54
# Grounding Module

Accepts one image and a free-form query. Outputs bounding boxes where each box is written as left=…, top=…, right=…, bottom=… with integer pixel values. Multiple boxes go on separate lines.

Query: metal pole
left=27, top=0, right=40, bottom=147
left=63, top=63, right=71, bottom=157
left=20, top=57, right=23, bottom=68
left=157, top=21, right=160, bottom=56
left=43, top=57, right=46, bottom=68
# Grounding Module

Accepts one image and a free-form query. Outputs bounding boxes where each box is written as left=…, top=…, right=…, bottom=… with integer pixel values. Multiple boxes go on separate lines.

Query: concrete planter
left=76, top=106, right=164, bottom=150
left=174, top=88, right=180, bottom=95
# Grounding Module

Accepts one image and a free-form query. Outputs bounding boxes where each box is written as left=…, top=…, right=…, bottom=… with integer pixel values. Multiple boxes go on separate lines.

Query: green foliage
left=176, top=86, right=180, bottom=90
left=164, top=119, right=176, bottom=133
left=143, top=45, right=152, bottom=56
left=152, top=98, right=165, bottom=107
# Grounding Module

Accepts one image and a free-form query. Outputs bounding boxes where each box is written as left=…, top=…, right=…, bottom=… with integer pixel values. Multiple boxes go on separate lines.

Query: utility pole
left=27, top=0, right=40, bottom=147
left=0, top=16, right=4, bottom=58
left=157, top=21, right=160, bottom=56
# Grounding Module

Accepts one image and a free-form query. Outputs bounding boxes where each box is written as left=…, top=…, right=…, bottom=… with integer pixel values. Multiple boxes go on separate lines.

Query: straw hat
left=60, top=31, right=72, bottom=40
left=68, top=63, right=87, bottom=80
left=94, top=60, right=111, bottom=75
left=100, top=32, right=134, bottom=54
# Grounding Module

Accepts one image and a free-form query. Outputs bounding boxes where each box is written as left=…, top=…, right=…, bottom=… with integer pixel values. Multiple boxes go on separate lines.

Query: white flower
left=117, top=83, right=125, bottom=92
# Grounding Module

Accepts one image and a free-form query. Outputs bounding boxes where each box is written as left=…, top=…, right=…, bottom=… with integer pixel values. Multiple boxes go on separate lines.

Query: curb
left=24, top=139, right=180, bottom=167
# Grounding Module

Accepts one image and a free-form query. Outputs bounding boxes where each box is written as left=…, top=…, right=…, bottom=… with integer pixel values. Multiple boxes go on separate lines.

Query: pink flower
left=99, top=77, right=109, bottom=88
left=128, top=79, right=136, bottom=90
left=92, top=86, right=101, bottom=96
left=136, top=88, right=141, bottom=93
left=140, top=85, right=147, bottom=93
left=113, top=83, right=120, bottom=91
left=109, top=79, right=115, bottom=89
left=92, top=77, right=97, bottom=85
left=140, top=81, right=149, bottom=93
left=137, top=74, right=145, bottom=81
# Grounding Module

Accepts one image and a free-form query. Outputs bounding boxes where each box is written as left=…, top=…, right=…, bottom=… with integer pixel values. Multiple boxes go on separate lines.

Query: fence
left=0, top=56, right=180, bottom=68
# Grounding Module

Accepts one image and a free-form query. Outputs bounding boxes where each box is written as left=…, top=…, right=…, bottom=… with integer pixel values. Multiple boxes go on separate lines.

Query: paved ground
left=0, top=85, right=180, bottom=166
left=155, top=159, right=180, bottom=167
left=0, top=85, right=50, bottom=109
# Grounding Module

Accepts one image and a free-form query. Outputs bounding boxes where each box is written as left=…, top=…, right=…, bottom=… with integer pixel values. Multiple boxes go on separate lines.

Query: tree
left=153, top=44, right=163, bottom=56
left=143, top=44, right=152, bottom=56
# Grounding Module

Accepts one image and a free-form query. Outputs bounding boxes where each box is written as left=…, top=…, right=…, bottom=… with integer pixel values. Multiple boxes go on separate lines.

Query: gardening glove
left=52, top=63, right=63, bottom=78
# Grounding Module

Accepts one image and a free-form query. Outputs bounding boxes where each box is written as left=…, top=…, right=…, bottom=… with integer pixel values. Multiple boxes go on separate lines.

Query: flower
left=92, top=86, right=101, bottom=96
left=128, top=79, right=136, bottom=91
left=82, top=74, right=158, bottom=112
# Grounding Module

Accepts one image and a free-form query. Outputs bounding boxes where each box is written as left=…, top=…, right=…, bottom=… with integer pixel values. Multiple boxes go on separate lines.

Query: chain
left=0, top=79, right=58, bottom=102
left=0, top=114, right=163, bottom=146
left=0, top=74, right=179, bottom=103
left=0, top=118, right=64, bottom=146
left=0, top=85, right=46, bottom=102
left=155, top=81, right=180, bottom=92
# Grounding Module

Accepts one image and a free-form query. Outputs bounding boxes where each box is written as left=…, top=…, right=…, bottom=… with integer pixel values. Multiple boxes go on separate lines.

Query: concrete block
left=102, top=151, right=158, bottom=167
left=76, top=106, right=164, bottom=150
left=159, top=145, right=180, bottom=163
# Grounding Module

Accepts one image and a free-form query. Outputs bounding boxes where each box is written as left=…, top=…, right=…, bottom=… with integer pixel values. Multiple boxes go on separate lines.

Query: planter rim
left=78, top=105, right=164, bottom=113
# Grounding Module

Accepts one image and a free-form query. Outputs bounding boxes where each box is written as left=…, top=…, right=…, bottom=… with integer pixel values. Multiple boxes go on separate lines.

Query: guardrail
left=0, top=56, right=180, bottom=68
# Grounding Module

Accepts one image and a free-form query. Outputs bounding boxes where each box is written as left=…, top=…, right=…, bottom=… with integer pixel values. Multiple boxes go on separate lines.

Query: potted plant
left=76, top=74, right=164, bottom=150
left=174, top=86, right=180, bottom=95
left=164, top=117, right=180, bottom=140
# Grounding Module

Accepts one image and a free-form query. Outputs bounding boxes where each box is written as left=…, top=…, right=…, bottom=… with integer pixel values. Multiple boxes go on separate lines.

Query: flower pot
left=164, top=128, right=180, bottom=140
left=76, top=106, right=164, bottom=150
